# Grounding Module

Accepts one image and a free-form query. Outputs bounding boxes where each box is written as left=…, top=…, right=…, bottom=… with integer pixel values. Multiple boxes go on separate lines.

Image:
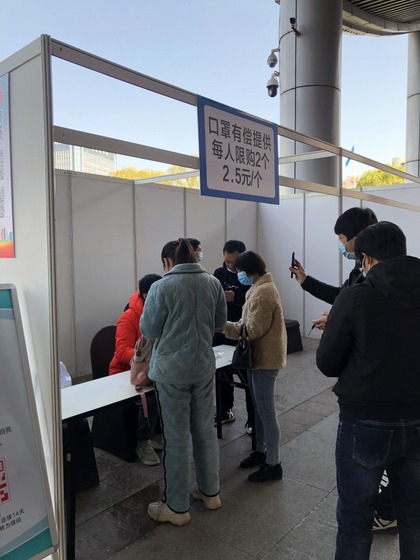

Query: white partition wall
left=54, top=172, right=259, bottom=377
left=0, top=38, right=61, bottom=558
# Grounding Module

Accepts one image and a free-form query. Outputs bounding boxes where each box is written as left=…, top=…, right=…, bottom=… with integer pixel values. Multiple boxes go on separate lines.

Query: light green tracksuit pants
left=155, top=376, right=220, bottom=513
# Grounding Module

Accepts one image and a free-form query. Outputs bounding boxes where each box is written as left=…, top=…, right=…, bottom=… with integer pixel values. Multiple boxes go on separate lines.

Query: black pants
left=219, top=365, right=255, bottom=428
left=375, top=471, right=395, bottom=520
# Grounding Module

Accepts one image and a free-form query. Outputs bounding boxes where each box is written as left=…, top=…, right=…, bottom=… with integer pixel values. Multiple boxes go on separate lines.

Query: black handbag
left=231, top=324, right=253, bottom=369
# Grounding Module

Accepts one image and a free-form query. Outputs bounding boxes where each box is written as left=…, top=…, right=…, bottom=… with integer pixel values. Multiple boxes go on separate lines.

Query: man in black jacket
left=213, top=240, right=254, bottom=432
left=317, top=222, right=420, bottom=560
left=290, top=207, right=378, bottom=324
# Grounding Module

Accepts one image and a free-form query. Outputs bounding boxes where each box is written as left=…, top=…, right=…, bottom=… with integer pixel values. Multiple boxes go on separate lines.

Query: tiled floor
left=73, top=338, right=400, bottom=559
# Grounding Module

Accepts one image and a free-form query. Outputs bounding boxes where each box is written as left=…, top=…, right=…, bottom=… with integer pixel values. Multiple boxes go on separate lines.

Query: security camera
left=266, top=74, right=279, bottom=98
left=267, top=49, right=278, bottom=68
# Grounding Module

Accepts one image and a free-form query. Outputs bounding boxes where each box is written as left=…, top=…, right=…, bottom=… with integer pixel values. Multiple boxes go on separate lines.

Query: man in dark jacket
left=316, top=221, right=420, bottom=560
left=213, top=240, right=254, bottom=432
left=290, top=206, right=378, bottom=312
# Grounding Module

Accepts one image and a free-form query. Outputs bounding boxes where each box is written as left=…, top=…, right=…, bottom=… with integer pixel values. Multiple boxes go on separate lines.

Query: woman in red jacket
left=109, top=274, right=162, bottom=466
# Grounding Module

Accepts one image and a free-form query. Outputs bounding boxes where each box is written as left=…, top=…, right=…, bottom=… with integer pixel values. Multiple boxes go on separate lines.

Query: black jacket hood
left=366, top=256, right=420, bottom=309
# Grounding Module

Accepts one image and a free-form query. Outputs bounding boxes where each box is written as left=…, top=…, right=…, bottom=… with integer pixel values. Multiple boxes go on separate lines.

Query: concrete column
left=278, top=0, right=342, bottom=187
left=406, top=31, right=420, bottom=178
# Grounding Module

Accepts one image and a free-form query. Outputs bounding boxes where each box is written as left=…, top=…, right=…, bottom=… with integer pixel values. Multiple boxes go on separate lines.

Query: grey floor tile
left=295, top=399, right=338, bottom=417
left=80, top=504, right=155, bottom=551
left=278, top=417, right=307, bottom=445
left=370, top=531, right=400, bottom=559
left=308, top=412, right=339, bottom=439
left=75, top=527, right=117, bottom=560
left=75, top=481, right=128, bottom=526
left=279, top=407, right=325, bottom=429
left=275, top=367, right=336, bottom=414
left=191, top=471, right=328, bottom=559
left=96, top=453, right=165, bottom=495
left=74, top=346, right=397, bottom=560
left=263, top=491, right=337, bottom=560
left=309, top=388, right=338, bottom=407
left=110, top=524, right=258, bottom=560
left=280, top=431, right=337, bottom=492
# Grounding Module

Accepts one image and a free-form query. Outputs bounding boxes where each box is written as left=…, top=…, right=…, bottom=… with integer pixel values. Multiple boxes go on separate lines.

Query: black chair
left=90, top=326, right=138, bottom=462
left=285, top=319, right=303, bottom=354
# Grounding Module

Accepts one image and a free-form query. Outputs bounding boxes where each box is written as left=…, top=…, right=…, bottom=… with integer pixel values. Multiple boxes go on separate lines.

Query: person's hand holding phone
left=289, top=256, right=307, bottom=284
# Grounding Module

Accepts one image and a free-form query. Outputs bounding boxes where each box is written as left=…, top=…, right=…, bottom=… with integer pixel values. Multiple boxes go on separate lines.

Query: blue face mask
left=237, top=271, right=253, bottom=286
left=338, top=240, right=356, bottom=260
left=197, top=251, right=203, bottom=261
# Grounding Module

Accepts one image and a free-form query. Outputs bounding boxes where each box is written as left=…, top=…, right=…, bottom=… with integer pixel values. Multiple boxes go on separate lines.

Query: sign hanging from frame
left=197, top=96, right=279, bottom=205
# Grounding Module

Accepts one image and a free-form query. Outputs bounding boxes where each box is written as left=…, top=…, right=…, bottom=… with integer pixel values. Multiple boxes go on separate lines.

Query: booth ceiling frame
left=49, top=36, right=420, bottom=214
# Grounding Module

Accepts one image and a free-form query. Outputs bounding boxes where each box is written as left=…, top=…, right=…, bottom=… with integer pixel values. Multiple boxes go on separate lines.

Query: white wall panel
left=186, top=189, right=225, bottom=274
left=226, top=199, right=258, bottom=254
left=71, top=175, right=135, bottom=375
left=0, top=42, right=60, bottom=557
left=135, top=183, right=185, bottom=277
left=258, top=196, right=305, bottom=325
left=55, top=171, right=75, bottom=374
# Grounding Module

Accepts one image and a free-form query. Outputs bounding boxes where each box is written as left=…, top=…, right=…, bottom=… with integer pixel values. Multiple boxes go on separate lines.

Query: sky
left=1, top=0, right=409, bottom=173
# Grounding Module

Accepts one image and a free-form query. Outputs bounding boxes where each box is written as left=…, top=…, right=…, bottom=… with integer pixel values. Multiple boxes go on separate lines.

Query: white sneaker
left=372, top=512, right=398, bottom=531
left=150, top=435, right=164, bottom=450
left=148, top=501, right=190, bottom=526
left=191, top=484, right=221, bottom=510
left=135, top=440, right=160, bottom=466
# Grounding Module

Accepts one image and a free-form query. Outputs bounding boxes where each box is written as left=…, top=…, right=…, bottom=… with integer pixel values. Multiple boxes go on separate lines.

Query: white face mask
left=197, top=251, right=203, bottom=261
left=361, top=257, right=370, bottom=277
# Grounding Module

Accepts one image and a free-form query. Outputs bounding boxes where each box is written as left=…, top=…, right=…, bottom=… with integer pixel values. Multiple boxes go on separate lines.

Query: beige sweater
left=224, top=273, right=287, bottom=370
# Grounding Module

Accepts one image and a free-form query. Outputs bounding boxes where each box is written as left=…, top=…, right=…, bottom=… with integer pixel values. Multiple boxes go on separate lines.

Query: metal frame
left=49, top=36, right=420, bottom=214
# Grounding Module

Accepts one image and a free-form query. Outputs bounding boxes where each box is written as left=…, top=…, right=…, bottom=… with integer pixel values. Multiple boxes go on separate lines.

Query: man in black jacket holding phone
left=316, top=222, right=420, bottom=559
left=290, top=207, right=397, bottom=531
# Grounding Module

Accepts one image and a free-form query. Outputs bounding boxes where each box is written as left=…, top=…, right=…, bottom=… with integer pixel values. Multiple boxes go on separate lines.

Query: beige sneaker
left=147, top=501, right=190, bottom=526
left=150, top=434, right=164, bottom=450
left=191, top=484, right=221, bottom=510
left=135, top=440, right=160, bottom=466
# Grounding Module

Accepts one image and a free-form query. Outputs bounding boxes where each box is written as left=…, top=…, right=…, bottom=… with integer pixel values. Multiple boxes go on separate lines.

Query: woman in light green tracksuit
left=140, top=238, right=227, bottom=526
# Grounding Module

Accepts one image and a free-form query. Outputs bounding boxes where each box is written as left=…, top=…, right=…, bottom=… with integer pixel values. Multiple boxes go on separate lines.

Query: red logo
left=0, top=458, right=11, bottom=503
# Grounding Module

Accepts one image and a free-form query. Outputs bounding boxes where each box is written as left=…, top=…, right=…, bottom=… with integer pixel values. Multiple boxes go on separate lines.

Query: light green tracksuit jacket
left=140, top=263, right=227, bottom=385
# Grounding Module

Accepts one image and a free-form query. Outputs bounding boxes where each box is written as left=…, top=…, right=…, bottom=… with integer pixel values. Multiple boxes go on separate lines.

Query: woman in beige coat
left=224, top=251, right=287, bottom=482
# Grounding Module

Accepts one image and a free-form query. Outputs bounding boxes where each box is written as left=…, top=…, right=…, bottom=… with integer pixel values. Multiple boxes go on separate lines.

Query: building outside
left=54, top=143, right=117, bottom=175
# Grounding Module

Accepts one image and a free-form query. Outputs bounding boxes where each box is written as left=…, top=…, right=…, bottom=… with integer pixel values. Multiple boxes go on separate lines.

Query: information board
left=0, top=285, right=57, bottom=560
left=0, top=74, right=15, bottom=258
left=197, top=96, right=279, bottom=205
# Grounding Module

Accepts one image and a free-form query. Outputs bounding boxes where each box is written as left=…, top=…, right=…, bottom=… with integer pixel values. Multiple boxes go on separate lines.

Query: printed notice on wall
left=0, top=285, right=57, bottom=560
left=0, top=74, right=14, bottom=258
left=197, top=96, right=279, bottom=205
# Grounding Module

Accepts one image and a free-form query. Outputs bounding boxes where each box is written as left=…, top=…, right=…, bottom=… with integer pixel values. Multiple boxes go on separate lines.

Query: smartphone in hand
left=290, top=252, right=296, bottom=278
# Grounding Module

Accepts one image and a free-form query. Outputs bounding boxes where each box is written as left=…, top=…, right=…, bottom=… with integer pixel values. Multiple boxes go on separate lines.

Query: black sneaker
left=213, top=409, right=235, bottom=426
left=240, top=451, right=266, bottom=469
left=248, top=462, right=283, bottom=482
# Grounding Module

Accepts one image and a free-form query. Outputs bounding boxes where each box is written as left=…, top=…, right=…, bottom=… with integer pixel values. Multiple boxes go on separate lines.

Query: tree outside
left=109, top=164, right=199, bottom=189
left=357, top=165, right=405, bottom=188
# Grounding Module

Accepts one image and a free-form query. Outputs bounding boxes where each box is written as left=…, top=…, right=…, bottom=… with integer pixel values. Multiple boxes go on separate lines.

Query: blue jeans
left=247, top=369, right=280, bottom=466
left=335, top=417, right=420, bottom=560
